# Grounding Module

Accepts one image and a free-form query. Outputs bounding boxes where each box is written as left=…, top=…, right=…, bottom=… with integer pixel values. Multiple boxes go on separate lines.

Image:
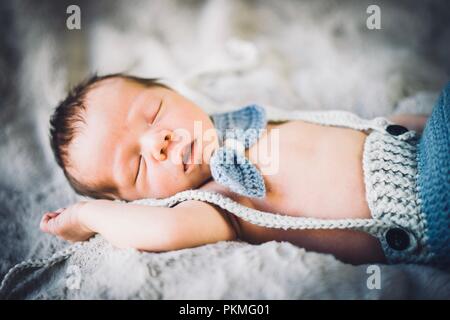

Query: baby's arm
left=40, top=200, right=237, bottom=252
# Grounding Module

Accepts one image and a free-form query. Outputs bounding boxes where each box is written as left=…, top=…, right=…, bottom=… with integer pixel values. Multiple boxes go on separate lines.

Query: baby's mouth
left=182, top=139, right=196, bottom=173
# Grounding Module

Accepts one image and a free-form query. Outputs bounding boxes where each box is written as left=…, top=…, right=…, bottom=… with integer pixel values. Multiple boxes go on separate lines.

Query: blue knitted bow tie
left=209, top=105, right=267, bottom=198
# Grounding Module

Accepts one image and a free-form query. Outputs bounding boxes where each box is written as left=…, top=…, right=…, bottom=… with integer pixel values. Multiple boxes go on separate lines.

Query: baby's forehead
left=84, top=78, right=165, bottom=118
left=81, top=82, right=135, bottom=130
left=85, top=78, right=138, bottom=108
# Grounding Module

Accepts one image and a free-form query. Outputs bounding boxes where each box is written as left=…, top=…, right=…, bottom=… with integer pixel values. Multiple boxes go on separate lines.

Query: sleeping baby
left=41, top=74, right=449, bottom=267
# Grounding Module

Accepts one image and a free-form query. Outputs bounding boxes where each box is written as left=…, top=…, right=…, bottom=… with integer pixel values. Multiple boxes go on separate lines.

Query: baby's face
left=68, top=78, right=218, bottom=200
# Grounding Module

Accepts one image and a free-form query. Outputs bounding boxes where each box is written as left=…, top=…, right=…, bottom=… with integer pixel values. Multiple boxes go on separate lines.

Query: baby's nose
left=142, top=129, right=173, bottom=161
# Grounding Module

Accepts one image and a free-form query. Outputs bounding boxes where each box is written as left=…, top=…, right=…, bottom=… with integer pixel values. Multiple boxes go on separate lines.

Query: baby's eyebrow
left=126, top=89, right=152, bottom=123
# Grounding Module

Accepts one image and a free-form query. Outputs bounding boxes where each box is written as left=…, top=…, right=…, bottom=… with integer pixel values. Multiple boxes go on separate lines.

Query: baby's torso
left=200, top=120, right=384, bottom=263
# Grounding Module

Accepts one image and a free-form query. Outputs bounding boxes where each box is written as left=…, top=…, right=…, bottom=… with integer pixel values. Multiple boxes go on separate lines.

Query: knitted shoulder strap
left=133, top=189, right=390, bottom=235
left=0, top=241, right=86, bottom=297
left=283, top=109, right=415, bottom=139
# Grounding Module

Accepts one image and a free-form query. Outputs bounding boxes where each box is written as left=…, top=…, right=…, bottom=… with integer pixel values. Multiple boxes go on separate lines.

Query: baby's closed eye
left=134, top=155, right=143, bottom=184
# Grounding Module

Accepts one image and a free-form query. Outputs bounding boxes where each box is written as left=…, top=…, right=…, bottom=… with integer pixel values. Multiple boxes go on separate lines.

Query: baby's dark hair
left=49, top=73, right=169, bottom=199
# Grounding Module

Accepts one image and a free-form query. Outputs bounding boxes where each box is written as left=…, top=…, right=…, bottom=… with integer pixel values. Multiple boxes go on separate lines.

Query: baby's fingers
left=40, top=211, right=62, bottom=233
left=40, top=214, right=52, bottom=233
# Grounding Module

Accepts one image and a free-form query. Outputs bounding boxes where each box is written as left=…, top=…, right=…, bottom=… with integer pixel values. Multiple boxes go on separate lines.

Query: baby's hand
left=40, top=201, right=95, bottom=242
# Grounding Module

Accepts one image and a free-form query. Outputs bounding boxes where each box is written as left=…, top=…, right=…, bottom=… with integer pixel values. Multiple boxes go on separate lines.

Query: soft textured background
left=0, top=0, right=449, bottom=299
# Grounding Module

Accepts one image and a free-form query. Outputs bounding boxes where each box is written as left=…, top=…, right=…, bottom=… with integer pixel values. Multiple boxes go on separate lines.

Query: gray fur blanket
left=1, top=0, right=449, bottom=299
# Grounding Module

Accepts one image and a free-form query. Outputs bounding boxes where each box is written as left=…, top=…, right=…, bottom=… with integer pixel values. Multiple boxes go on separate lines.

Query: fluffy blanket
left=1, top=0, right=449, bottom=299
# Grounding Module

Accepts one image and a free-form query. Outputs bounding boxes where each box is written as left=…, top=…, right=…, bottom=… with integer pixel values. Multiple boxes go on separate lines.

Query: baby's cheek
left=146, top=172, right=183, bottom=198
